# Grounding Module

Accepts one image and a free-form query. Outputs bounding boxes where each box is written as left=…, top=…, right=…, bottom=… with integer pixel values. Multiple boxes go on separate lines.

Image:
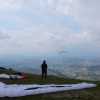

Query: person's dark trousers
left=42, top=72, right=47, bottom=79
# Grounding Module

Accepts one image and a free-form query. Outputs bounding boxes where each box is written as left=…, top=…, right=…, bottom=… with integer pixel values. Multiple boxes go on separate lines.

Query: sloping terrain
left=0, top=69, right=100, bottom=100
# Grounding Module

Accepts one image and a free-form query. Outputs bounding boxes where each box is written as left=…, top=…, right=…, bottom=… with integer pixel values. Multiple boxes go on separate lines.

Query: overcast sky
left=0, top=0, right=100, bottom=58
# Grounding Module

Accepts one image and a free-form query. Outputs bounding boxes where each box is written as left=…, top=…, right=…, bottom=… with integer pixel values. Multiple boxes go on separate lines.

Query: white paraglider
left=0, top=81, right=96, bottom=97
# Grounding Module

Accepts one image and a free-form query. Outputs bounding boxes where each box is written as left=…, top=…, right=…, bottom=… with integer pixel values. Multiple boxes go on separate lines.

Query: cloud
left=0, top=27, right=12, bottom=39
left=0, top=0, right=52, bottom=11
left=44, top=31, right=64, bottom=44
left=47, top=0, right=55, bottom=6
left=0, top=0, right=23, bottom=11
left=0, top=0, right=100, bottom=57
left=56, top=0, right=100, bottom=47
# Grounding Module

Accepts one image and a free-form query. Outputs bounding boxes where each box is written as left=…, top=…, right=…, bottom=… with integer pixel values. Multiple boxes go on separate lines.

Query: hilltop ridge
left=0, top=68, right=100, bottom=100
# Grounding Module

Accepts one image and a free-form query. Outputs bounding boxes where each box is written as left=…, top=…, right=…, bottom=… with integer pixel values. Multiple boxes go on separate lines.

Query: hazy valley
left=0, top=55, right=100, bottom=81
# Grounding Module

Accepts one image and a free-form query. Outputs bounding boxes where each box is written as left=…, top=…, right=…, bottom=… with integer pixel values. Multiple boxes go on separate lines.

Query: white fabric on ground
left=0, top=81, right=97, bottom=97
left=0, top=74, right=22, bottom=79
left=0, top=74, right=10, bottom=79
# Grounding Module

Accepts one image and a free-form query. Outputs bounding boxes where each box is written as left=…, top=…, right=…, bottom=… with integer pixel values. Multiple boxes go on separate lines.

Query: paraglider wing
left=60, top=51, right=67, bottom=54
left=0, top=82, right=96, bottom=97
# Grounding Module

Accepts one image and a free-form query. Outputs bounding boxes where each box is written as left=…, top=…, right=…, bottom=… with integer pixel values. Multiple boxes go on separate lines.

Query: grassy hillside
left=0, top=69, right=100, bottom=100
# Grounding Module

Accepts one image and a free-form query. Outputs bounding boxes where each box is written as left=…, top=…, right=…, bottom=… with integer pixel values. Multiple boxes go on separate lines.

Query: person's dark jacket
left=41, top=62, right=47, bottom=73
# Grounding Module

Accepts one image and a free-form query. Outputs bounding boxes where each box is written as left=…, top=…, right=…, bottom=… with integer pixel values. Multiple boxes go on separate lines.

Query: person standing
left=41, top=60, right=48, bottom=79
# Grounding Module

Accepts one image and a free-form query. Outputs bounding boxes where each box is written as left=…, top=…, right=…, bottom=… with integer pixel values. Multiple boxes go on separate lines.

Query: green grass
left=0, top=69, right=100, bottom=100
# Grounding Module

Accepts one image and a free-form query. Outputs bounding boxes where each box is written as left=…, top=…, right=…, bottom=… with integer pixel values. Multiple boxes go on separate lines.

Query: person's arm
left=46, top=64, right=47, bottom=68
left=41, top=64, right=42, bottom=68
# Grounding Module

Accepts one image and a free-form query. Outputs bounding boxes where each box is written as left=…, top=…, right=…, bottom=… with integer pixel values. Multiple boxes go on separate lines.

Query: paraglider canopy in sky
left=60, top=51, right=67, bottom=54
left=59, top=51, right=67, bottom=59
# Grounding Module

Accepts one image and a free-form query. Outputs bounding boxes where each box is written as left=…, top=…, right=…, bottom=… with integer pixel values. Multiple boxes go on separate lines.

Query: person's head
left=43, top=60, right=46, bottom=64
